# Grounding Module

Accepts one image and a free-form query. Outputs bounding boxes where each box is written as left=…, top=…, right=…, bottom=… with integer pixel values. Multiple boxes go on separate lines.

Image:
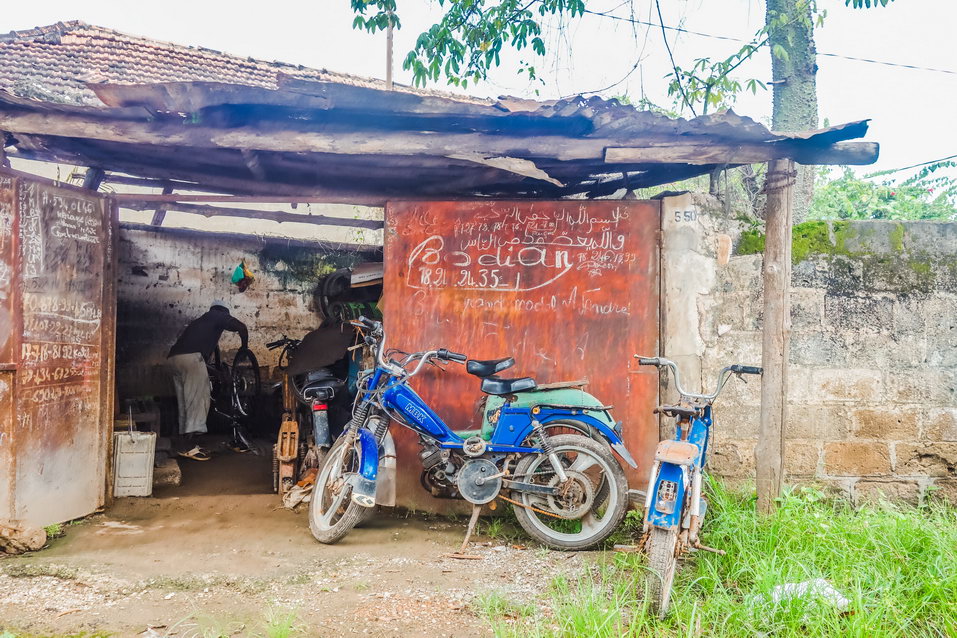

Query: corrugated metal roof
left=0, top=22, right=878, bottom=201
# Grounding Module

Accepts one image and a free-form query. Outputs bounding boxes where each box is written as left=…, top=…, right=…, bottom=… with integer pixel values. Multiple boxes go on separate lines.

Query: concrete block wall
left=116, top=227, right=370, bottom=401
left=660, top=194, right=957, bottom=505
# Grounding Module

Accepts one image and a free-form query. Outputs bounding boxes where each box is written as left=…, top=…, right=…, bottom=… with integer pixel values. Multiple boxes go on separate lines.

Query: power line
left=873, top=153, right=957, bottom=175
left=582, top=8, right=957, bottom=76
left=653, top=0, right=695, bottom=115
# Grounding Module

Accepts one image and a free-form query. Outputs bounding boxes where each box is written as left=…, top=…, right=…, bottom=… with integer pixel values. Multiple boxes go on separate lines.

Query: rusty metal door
left=0, top=168, right=116, bottom=527
left=384, top=201, right=659, bottom=511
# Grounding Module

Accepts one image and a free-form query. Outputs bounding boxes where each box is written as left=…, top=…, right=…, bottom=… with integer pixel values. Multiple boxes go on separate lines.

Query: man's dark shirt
left=168, top=307, right=249, bottom=360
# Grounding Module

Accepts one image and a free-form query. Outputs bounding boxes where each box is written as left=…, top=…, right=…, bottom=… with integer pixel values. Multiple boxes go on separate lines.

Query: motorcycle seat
left=480, top=376, right=537, bottom=396
left=305, top=369, right=335, bottom=382
left=467, top=357, right=514, bottom=378
left=301, top=378, right=345, bottom=401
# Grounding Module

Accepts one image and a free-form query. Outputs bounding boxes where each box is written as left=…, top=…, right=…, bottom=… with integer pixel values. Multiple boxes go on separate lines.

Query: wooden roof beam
left=604, top=141, right=879, bottom=166
left=0, top=108, right=873, bottom=165
left=118, top=199, right=384, bottom=229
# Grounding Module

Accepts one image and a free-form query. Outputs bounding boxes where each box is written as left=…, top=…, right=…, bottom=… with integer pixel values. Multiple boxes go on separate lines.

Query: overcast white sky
left=5, top=1, right=956, bottom=181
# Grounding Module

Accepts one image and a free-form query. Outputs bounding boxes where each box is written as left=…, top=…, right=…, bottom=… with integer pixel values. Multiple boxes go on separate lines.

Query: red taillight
left=312, top=403, right=328, bottom=411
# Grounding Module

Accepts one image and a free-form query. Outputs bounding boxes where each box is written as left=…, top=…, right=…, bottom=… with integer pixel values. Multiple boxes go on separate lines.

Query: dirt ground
left=0, top=447, right=594, bottom=637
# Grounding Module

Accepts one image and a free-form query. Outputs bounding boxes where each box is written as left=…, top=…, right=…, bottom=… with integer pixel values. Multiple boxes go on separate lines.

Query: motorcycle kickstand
left=691, top=541, right=726, bottom=555
left=449, top=504, right=483, bottom=559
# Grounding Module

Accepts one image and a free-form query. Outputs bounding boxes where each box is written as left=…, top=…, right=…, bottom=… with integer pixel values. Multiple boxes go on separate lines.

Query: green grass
left=3, top=564, right=78, bottom=580
left=259, top=609, right=303, bottom=638
left=473, top=591, right=538, bottom=635
left=484, top=481, right=957, bottom=637
left=481, top=507, right=524, bottom=543
left=42, top=524, right=63, bottom=539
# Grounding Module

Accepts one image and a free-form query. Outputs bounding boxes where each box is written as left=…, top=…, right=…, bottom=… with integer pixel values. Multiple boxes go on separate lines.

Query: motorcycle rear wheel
left=510, top=434, right=628, bottom=550
left=309, top=435, right=366, bottom=544
left=647, top=526, right=679, bottom=618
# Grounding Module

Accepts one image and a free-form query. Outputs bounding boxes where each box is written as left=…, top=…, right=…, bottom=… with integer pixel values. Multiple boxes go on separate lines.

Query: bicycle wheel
left=647, top=526, right=679, bottom=618
left=511, top=434, right=628, bottom=550
left=309, top=434, right=366, bottom=544
left=231, top=348, right=261, bottom=418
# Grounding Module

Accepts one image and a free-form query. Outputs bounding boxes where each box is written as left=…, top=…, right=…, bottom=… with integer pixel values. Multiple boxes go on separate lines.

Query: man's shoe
left=178, top=446, right=211, bottom=461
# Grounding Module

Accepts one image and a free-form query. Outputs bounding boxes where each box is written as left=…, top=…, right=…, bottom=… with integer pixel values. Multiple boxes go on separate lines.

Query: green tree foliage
left=351, top=0, right=584, bottom=87
left=351, top=0, right=822, bottom=116
left=846, top=0, right=893, bottom=7
left=810, top=162, right=957, bottom=221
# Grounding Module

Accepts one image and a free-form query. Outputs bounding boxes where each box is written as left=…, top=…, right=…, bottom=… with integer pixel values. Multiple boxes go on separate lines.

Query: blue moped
left=636, top=356, right=761, bottom=617
left=308, top=317, right=637, bottom=551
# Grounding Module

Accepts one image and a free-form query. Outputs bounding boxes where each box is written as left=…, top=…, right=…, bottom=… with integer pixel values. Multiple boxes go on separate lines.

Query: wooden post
left=150, top=185, right=174, bottom=226
left=755, top=158, right=794, bottom=515
left=82, top=167, right=105, bottom=191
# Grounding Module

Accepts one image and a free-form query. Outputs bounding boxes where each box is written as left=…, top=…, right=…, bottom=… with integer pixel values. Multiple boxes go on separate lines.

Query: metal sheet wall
left=0, top=168, right=116, bottom=527
left=384, top=200, right=659, bottom=510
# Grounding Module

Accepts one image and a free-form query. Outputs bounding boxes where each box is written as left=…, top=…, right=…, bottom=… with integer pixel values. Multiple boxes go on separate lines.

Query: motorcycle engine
left=419, top=443, right=461, bottom=498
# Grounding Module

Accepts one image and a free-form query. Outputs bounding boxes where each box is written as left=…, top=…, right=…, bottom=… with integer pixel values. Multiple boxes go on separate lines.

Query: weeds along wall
left=115, top=227, right=367, bottom=403
left=660, top=193, right=957, bottom=505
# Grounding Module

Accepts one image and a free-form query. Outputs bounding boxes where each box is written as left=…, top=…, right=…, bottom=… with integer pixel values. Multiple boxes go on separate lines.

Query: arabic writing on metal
left=404, top=204, right=637, bottom=316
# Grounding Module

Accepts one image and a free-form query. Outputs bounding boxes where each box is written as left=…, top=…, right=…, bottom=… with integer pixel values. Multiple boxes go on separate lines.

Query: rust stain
left=384, top=200, right=660, bottom=511
left=1, top=168, right=114, bottom=526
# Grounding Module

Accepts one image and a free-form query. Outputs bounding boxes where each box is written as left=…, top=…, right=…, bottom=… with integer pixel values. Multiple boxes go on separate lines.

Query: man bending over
left=168, top=300, right=248, bottom=460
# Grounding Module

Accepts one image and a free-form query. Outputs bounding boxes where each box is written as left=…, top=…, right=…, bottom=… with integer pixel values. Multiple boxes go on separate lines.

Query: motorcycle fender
left=375, top=431, right=397, bottom=507
left=646, top=462, right=687, bottom=530
left=347, top=429, right=381, bottom=508
left=312, top=409, right=331, bottom=448
left=538, top=414, right=638, bottom=469
left=356, top=428, right=379, bottom=482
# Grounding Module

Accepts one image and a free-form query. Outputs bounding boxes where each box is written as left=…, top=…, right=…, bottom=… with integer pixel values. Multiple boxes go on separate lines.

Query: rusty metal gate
left=384, top=201, right=659, bottom=510
left=0, top=168, right=116, bottom=527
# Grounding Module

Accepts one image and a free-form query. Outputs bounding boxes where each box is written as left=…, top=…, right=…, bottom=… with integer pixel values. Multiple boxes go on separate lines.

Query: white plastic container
left=113, top=431, right=157, bottom=497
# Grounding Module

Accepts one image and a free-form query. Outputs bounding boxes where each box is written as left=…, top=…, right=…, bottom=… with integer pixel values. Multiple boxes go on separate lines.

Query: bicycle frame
left=637, top=356, right=759, bottom=536
left=644, top=406, right=712, bottom=531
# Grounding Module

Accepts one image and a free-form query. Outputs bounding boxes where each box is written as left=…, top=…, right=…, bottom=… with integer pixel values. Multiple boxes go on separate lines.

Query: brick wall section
left=660, top=194, right=957, bottom=506
left=116, top=227, right=368, bottom=400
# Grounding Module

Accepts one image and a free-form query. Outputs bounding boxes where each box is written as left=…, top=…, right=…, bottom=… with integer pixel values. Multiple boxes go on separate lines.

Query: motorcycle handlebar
left=437, top=349, right=467, bottom=363
left=730, top=364, right=763, bottom=375
left=266, top=337, right=291, bottom=350
left=354, top=316, right=379, bottom=329
left=633, top=355, right=760, bottom=402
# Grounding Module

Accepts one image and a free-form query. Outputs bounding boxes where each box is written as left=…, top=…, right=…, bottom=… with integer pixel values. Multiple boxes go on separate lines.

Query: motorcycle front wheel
left=309, top=434, right=366, bottom=544
left=646, top=526, right=679, bottom=618
left=510, top=434, right=628, bottom=550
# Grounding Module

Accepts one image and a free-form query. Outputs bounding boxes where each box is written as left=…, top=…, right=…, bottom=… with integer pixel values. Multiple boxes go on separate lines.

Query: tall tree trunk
left=767, top=0, right=818, bottom=223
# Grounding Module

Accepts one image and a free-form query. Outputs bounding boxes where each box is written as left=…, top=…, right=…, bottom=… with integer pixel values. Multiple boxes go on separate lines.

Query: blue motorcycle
left=636, top=356, right=761, bottom=617
left=309, top=317, right=637, bottom=551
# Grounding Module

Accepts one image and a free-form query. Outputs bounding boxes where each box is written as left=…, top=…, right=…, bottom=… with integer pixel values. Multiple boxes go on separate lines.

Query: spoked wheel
left=230, top=348, right=261, bottom=418
left=647, top=526, right=679, bottom=619
left=510, top=434, right=628, bottom=550
left=309, top=434, right=366, bottom=544
left=525, top=421, right=613, bottom=511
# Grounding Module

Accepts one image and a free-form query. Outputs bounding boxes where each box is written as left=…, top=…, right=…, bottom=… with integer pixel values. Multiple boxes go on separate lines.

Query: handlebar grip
left=436, top=349, right=467, bottom=362
left=265, top=339, right=285, bottom=349
left=730, top=364, right=763, bottom=375
left=635, top=356, right=661, bottom=366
